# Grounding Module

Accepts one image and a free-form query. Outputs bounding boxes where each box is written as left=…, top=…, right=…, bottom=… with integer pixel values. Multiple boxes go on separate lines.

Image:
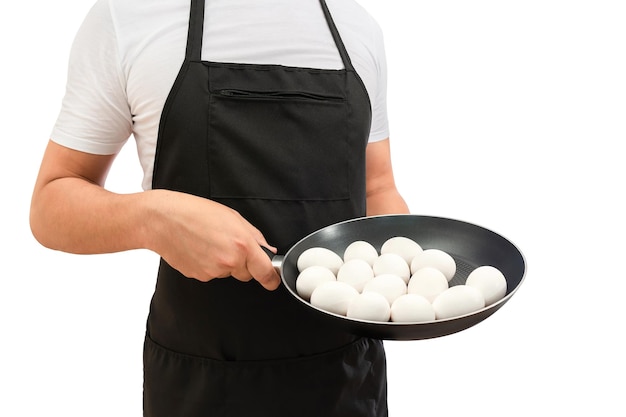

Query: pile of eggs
left=295, top=237, right=507, bottom=323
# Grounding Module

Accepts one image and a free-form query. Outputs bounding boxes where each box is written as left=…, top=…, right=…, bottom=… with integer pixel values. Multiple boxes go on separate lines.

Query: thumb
left=247, top=245, right=281, bottom=290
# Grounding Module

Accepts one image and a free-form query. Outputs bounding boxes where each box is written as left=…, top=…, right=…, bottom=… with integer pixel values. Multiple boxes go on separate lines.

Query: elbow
left=29, top=209, right=50, bottom=249
left=29, top=198, right=57, bottom=250
left=366, top=186, right=410, bottom=216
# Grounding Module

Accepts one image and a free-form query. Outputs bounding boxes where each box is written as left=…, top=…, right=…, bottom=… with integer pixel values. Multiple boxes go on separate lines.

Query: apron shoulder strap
left=186, top=0, right=206, bottom=61
left=319, top=0, right=356, bottom=72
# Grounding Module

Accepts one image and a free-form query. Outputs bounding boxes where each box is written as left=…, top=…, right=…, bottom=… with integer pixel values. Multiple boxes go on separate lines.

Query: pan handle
left=261, top=246, right=284, bottom=273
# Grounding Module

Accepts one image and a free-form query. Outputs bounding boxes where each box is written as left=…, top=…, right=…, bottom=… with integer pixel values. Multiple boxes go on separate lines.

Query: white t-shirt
left=51, top=0, right=390, bottom=190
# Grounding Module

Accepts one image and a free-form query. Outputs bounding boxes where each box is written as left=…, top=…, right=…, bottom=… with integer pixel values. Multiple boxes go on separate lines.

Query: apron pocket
left=143, top=334, right=388, bottom=417
left=208, top=88, right=350, bottom=201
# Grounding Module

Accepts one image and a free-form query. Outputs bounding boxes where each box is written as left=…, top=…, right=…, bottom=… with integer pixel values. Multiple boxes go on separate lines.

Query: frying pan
left=270, top=214, right=526, bottom=340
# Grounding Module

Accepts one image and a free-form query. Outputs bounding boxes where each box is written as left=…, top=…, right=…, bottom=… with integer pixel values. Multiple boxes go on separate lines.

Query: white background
left=1, top=1, right=625, bottom=416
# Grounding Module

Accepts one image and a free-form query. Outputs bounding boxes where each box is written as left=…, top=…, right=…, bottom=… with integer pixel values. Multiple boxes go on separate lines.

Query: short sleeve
left=51, top=0, right=132, bottom=155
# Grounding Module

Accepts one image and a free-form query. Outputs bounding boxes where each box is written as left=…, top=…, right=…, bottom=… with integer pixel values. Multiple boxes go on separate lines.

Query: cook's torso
left=147, top=0, right=372, bottom=361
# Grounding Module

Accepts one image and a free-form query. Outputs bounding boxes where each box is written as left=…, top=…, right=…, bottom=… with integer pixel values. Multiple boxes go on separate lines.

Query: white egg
left=296, top=265, right=336, bottom=301
left=297, top=247, right=343, bottom=274
left=337, top=259, right=374, bottom=292
left=362, top=274, right=407, bottom=305
left=432, top=285, right=485, bottom=320
left=407, top=267, right=449, bottom=302
left=410, top=249, right=457, bottom=281
left=347, top=292, right=391, bottom=322
left=380, top=236, right=423, bottom=264
left=343, top=240, right=379, bottom=266
left=310, top=281, right=359, bottom=316
left=373, top=253, right=411, bottom=283
left=466, top=265, right=507, bottom=306
left=390, top=294, right=436, bottom=323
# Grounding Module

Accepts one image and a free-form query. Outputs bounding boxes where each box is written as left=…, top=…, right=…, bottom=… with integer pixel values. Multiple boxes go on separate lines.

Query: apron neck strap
left=186, top=0, right=206, bottom=61
left=319, top=0, right=355, bottom=72
left=185, top=0, right=355, bottom=71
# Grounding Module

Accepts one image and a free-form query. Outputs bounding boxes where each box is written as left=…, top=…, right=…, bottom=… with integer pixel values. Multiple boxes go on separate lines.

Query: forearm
left=30, top=177, right=152, bottom=254
left=366, top=186, right=410, bottom=216
left=365, top=139, right=410, bottom=216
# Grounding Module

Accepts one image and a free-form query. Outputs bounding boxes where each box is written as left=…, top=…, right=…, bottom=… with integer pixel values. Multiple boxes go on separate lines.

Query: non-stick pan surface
left=278, top=215, right=526, bottom=340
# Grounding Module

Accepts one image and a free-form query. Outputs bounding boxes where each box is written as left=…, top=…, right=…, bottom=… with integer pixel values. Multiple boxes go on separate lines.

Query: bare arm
left=365, top=138, right=410, bottom=216
left=30, top=140, right=280, bottom=289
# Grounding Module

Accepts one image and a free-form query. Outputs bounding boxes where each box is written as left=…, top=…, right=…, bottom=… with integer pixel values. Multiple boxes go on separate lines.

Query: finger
left=230, top=272, right=254, bottom=283
left=262, top=243, right=278, bottom=254
left=239, top=218, right=277, bottom=253
left=246, top=246, right=281, bottom=291
left=229, top=265, right=254, bottom=283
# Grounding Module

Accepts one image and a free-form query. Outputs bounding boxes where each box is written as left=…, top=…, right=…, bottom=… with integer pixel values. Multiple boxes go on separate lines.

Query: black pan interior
left=280, top=215, right=526, bottom=340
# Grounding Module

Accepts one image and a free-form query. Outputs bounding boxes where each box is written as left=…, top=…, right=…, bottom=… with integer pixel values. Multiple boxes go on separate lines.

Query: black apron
left=144, top=1, right=388, bottom=415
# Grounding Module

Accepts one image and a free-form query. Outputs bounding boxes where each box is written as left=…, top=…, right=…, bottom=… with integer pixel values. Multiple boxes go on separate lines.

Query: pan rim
left=280, top=214, right=526, bottom=332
